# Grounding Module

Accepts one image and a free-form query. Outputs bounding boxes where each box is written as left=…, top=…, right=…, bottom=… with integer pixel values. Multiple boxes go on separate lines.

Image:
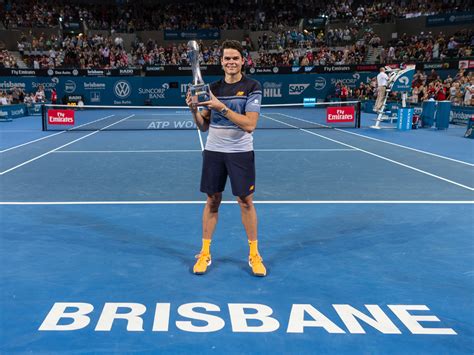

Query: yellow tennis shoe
left=249, top=254, right=266, bottom=277
left=193, top=252, right=212, bottom=275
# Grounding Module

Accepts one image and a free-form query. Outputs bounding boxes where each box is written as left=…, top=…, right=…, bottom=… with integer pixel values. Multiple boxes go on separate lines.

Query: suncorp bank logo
left=32, top=77, right=59, bottom=90
left=289, top=83, right=310, bottom=95
left=138, top=83, right=170, bottom=100
left=314, top=77, right=326, bottom=90
left=263, top=82, right=282, bottom=98
left=330, top=73, right=362, bottom=88
left=114, top=80, right=131, bottom=99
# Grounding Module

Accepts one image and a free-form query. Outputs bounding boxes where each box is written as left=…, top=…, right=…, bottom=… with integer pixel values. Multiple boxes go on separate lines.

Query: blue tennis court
left=1, top=108, right=473, bottom=354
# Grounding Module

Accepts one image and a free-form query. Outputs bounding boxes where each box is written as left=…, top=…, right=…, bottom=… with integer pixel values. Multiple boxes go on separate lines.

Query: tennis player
left=185, top=40, right=266, bottom=277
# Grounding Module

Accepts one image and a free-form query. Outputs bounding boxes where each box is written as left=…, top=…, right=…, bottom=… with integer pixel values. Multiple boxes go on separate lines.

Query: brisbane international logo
left=114, top=80, right=131, bottom=99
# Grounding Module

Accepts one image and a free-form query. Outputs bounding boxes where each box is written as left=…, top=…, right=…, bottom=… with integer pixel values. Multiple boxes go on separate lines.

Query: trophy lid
left=187, top=40, right=199, bottom=51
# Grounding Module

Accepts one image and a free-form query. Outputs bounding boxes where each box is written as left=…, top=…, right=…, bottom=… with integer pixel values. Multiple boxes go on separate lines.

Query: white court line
left=260, top=114, right=474, bottom=191
left=197, top=129, right=204, bottom=151
left=52, top=148, right=357, bottom=153
left=54, top=149, right=203, bottom=153
left=273, top=112, right=474, bottom=166
left=0, top=114, right=134, bottom=176
left=0, top=200, right=472, bottom=205
left=0, top=114, right=115, bottom=153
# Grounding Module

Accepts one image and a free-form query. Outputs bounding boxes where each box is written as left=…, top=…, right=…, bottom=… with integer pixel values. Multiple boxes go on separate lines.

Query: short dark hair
left=221, top=40, right=244, bottom=58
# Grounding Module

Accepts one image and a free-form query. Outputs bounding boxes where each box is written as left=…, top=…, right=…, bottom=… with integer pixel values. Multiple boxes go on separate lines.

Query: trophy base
left=190, top=84, right=211, bottom=103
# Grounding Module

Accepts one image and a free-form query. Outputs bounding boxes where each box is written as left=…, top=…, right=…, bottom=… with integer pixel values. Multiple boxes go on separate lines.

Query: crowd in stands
left=337, top=69, right=474, bottom=107
left=16, top=33, right=131, bottom=69
left=2, top=0, right=472, bottom=32
left=2, top=0, right=303, bottom=31
left=0, top=84, right=53, bottom=106
left=10, top=27, right=474, bottom=69
left=321, top=0, right=471, bottom=24
left=0, top=50, right=19, bottom=68
left=255, top=28, right=473, bottom=67
left=373, top=29, right=473, bottom=63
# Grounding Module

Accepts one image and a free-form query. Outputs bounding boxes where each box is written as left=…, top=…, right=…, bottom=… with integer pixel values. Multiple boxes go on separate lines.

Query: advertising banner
left=164, top=29, right=220, bottom=40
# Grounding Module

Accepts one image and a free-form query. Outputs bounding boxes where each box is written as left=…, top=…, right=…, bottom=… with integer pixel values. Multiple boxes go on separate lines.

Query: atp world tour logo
left=114, top=80, right=131, bottom=99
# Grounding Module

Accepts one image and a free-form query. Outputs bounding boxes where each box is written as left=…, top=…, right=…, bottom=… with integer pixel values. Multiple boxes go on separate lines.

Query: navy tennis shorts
left=200, top=150, right=256, bottom=197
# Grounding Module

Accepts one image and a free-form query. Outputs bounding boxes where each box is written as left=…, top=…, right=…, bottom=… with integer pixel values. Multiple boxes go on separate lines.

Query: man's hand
left=197, top=91, right=226, bottom=112
left=185, top=90, right=198, bottom=113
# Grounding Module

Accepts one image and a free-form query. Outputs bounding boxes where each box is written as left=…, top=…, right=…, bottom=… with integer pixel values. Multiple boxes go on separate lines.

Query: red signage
left=48, top=109, right=75, bottom=125
left=326, top=106, right=355, bottom=123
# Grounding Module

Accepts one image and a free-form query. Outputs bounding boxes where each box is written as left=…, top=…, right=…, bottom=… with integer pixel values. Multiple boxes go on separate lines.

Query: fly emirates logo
left=39, top=302, right=456, bottom=335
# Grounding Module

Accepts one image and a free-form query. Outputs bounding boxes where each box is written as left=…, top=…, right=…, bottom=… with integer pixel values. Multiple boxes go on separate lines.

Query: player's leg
left=237, top=193, right=266, bottom=277
left=227, top=151, right=266, bottom=277
left=194, top=151, right=227, bottom=274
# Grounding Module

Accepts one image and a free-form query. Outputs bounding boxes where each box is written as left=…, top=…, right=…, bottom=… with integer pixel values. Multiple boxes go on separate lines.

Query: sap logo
left=292, top=66, right=301, bottom=72
left=304, top=66, right=314, bottom=72
left=263, top=82, right=282, bottom=98
left=236, top=91, right=245, bottom=96
left=289, top=84, right=310, bottom=95
left=114, top=80, right=131, bottom=99
left=314, top=77, right=326, bottom=90
left=64, top=80, right=76, bottom=93
left=399, top=76, right=410, bottom=85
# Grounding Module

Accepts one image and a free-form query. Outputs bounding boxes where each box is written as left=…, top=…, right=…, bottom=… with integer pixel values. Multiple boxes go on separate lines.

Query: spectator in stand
left=434, top=81, right=447, bottom=101
left=340, top=85, right=349, bottom=101
left=11, top=86, right=21, bottom=104
left=50, top=88, right=57, bottom=104
left=0, top=92, right=10, bottom=105
left=35, top=85, right=46, bottom=103
left=464, top=78, right=474, bottom=106
left=427, top=69, right=440, bottom=84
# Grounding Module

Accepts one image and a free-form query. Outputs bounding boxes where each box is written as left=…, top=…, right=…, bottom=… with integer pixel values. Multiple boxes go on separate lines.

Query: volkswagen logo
left=114, top=80, right=131, bottom=98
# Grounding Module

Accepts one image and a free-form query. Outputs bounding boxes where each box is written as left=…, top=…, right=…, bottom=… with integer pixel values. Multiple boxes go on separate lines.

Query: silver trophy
left=187, top=40, right=210, bottom=103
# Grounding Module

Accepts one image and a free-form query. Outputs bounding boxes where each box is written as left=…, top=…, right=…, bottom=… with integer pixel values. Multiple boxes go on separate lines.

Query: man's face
left=221, top=48, right=244, bottom=75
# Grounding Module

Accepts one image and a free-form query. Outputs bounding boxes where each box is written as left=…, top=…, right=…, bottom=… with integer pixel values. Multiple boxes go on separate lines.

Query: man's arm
left=198, top=91, right=259, bottom=133
left=186, top=91, right=211, bottom=132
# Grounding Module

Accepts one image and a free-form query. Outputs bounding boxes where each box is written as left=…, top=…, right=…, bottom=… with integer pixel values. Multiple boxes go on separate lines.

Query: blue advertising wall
left=0, top=68, right=462, bottom=107
left=0, top=72, right=376, bottom=106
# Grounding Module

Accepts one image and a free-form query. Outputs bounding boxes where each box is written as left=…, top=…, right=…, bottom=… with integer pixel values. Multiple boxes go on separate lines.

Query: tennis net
left=41, top=101, right=361, bottom=131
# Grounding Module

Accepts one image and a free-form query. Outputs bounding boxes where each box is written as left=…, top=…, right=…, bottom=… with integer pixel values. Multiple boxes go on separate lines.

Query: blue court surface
left=1, top=109, right=473, bottom=354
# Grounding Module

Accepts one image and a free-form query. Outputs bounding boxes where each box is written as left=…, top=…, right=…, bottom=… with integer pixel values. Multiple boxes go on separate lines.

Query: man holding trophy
left=185, top=40, right=266, bottom=277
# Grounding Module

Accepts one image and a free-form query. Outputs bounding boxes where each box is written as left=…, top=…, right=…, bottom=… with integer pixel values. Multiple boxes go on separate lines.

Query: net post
left=41, top=104, right=46, bottom=131
left=356, top=101, right=361, bottom=128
